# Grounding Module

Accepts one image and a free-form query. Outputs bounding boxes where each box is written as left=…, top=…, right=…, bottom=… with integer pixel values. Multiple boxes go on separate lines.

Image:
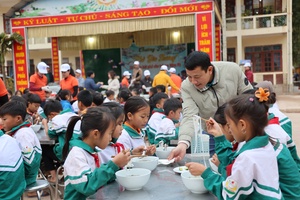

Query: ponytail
left=63, top=116, right=81, bottom=160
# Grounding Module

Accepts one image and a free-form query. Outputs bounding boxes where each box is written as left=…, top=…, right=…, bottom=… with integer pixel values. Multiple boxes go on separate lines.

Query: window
left=245, top=45, right=282, bottom=72
left=227, top=48, right=236, bottom=62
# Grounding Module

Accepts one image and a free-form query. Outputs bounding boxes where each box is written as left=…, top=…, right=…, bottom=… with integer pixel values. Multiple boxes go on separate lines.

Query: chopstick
left=200, top=117, right=209, bottom=122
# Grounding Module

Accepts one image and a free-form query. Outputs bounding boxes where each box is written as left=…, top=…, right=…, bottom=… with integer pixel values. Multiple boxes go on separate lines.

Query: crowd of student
left=1, top=54, right=300, bottom=200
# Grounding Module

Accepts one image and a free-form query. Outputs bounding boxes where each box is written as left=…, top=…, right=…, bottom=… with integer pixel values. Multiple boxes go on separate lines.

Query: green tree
left=292, top=1, right=300, bottom=70
left=0, top=32, right=24, bottom=86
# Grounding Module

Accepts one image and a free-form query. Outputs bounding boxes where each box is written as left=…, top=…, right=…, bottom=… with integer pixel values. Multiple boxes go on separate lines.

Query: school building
left=0, top=0, right=293, bottom=92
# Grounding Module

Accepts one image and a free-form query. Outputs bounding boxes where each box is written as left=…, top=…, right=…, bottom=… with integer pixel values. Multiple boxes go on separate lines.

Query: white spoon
left=158, top=158, right=175, bottom=165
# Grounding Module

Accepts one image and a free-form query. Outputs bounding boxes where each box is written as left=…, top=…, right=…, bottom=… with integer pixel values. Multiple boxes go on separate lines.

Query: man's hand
left=167, top=142, right=187, bottom=162
left=41, top=86, right=51, bottom=92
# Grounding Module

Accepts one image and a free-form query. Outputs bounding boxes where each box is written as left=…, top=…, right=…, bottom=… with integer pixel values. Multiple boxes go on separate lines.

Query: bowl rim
left=156, top=146, right=176, bottom=151
left=131, top=156, right=159, bottom=162
left=181, top=171, right=203, bottom=179
left=115, top=168, right=151, bottom=177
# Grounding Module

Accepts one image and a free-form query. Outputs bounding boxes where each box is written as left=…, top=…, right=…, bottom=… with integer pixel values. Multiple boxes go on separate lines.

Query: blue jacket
left=84, top=77, right=101, bottom=90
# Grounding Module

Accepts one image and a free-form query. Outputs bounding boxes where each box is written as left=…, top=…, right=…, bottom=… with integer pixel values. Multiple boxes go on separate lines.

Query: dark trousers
left=0, top=94, right=8, bottom=107
left=41, top=145, right=60, bottom=171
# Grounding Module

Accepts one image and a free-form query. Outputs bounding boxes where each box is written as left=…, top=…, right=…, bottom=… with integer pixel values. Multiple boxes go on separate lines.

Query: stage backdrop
left=121, top=44, right=187, bottom=77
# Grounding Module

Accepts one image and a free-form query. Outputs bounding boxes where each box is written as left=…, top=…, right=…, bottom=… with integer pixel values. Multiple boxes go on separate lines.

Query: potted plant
left=242, top=9, right=252, bottom=29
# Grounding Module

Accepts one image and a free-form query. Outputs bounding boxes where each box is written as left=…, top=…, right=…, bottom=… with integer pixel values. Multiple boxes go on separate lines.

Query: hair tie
left=255, top=87, right=270, bottom=102
left=249, top=97, right=254, bottom=102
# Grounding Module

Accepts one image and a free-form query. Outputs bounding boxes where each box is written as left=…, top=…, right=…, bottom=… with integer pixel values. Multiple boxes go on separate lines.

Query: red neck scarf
left=268, top=117, right=279, bottom=125
left=91, top=153, right=100, bottom=168
left=111, top=142, right=125, bottom=154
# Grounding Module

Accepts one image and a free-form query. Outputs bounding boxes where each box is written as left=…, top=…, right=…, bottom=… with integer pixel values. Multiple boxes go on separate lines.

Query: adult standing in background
left=101, top=70, right=120, bottom=98
left=0, top=78, right=8, bottom=107
left=168, top=67, right=182, bottom=95
left=75, top=69, right=85, bottom=88
left=168, top=51, right=253, bottom=161
left=29, top=62, right=51, bottom=107
left=84, top=71, right=102, bottom=91
left=244, top=62, right=254, bottom=84
left=152, top=65, right=180, bottom=93
left=131, top=61, right=143, bottom=91
left=60, top=63, right=79, bottom=101
left=45, top=65, right=54, bottom=84
left=141, top=70, right=153, bottom=94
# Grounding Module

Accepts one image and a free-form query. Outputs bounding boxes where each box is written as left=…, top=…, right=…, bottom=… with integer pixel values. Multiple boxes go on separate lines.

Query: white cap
left=160, top=65, right=168, bottom=71
left=244, top=62, right=251, bottom=67
left=61, top=63, right=71, bottom=72
left=37, top=62, right=48, bottom=74
left=134, top=61, right=140, bottom=65
left=144, top=70, right=150, bottom=76
left=169, top=67, right=176, bottom=73
left=123, top=71, right=131, bottom=76
left=75, top=69, right=82, bottom=74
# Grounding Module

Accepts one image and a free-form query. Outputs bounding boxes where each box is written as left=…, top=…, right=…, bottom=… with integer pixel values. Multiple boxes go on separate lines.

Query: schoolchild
left=147, top=92, right=169, bottom=144
left=256, top=81, right=292, bottom=138
left=0, top=101, right=42, bottom=187
left=99, top=102, right=145, bottom=164
left=44, top=99, right=77, bottom=161
left=155, top=98, right=182, bottom=146
left=92, top=91, right=104, bottom=106
left=63, top=107, right=131, bottom=200
left=117, top=96, right=156, bottom=154
left=23, top=93, right=42, bottom=124
left=117, top=88, right=132, bottom=106
left=210, top=97, right=300, bottom=200
left=0, top=131, right=26, bottom=199
left=58, top=89, right=74, bottom=112
left=103, top=90, right=115, bottom=103
left=186, top=91, right=283, bottom=199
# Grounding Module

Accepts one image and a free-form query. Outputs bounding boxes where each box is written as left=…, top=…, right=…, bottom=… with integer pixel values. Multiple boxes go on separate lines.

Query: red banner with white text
left=215, top=24, right=221, bottom=61
left=51, top=37, right=60, bottom=82
left=12, top=27, right=29, bottom=91
left=195, top=12, right=214, bottom=60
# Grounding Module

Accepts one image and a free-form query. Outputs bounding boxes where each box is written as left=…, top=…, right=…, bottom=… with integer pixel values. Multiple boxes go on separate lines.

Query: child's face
left=126, top=106, right=150, bottom=129
left=108, top=95, right=115, bottom=101
left=112, top=114, right=125, bottom=139
left=171, top=108, right=182, bottom=121
left=220, top=123, right=234, bottom=142
left=28, top=102, right=40, bottom=113
left=47, top=112, right=60, bottom=121
left=1, top=114, right=21, bottom=131
left=97, top=122, right=114, bottom=149
left=156, top=98, right=167, bottom=109
left=225, top=115, right=245, bottom=142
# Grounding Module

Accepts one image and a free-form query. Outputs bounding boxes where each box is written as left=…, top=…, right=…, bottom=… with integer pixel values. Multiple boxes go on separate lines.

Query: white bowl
left=181, top=171, right=207, bottom=194
left=131, top=156, right=158, bottom=171
left=31, top=124, right=41, bottom=133
left=209, top=158, right=219, bottom=173
left=115, top=168, right=151, bottom=191
left=155, top=147, right=176, bottom=159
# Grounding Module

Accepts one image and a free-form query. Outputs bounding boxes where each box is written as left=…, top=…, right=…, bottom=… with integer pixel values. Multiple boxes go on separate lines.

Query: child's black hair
left=225, top=93, right=269, bottom=137
left=105, top=90, right=115, bottom=98
left=77, top=90, right=93, bottom=107
left=243, top=88, right=276, bottom=105
left=63, top=106, right=116, bottom=159
left=43, top=99, right=63, bottom=117
left=24, top=93, right=42, bottom=105
left=117, top=88, right=132, bottom=102
left=101, top=102, right=124, bottom=120
left=10, top=96, right=27, bottom=107
left=155, top=85, right=166, bottom=93
left=92, top=92, right=104, bottom=106
left=163, top=98, right=182, bottom=116
left=124, top=96, right=149, bottom=121
left=149, top=87, right=157, bottom=97
left=131, top=88, right=141, bottom=96
left=213, top=103, right=227, bottom=126
left=58, top=90, right=71, bottom=101
left=0, top=101, right=27, bottom=121
left=152, top=92, right=169, bottom=107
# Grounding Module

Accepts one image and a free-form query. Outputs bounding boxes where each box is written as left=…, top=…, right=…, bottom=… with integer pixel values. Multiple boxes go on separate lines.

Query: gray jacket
left=179, top=61, right=253, bottom=142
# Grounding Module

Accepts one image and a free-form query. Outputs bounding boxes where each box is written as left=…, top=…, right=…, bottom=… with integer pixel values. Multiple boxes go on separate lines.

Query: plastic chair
left=21, top=171, right=54, bottom=200
left=55, top=165, right=65, bottom=199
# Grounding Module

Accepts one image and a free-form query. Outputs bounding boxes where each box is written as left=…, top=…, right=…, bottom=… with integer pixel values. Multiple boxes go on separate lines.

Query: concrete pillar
left=236, top=0, right=243, bottom=63
left=221, top=0, right=227, bottom=61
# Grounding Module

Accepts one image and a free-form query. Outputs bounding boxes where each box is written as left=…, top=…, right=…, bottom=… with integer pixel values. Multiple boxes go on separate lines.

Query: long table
left=88, top=155, right=217, bottom=200
left=36, top=129, right=56, bottom=145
